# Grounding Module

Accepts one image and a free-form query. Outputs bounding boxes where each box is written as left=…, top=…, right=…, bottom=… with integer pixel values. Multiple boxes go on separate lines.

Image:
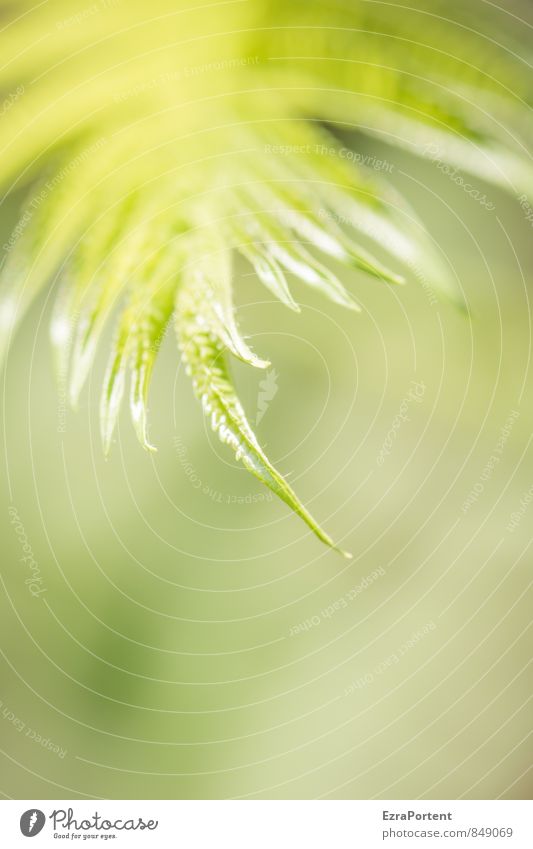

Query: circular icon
left=20, top=810, right=46, bottom=837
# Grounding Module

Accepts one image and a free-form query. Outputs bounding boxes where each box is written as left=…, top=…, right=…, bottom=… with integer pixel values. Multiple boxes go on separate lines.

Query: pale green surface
left=1, top=147, right=532, bottom=798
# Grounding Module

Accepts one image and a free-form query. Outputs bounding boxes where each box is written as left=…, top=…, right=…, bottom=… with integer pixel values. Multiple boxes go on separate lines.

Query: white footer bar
left=1, top=799, right=531, bottom=848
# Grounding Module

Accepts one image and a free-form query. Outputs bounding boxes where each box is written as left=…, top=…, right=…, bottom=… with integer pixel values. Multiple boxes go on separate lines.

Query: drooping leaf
left=232, top=227, right=301, bottom=313
left=176, top=271, right=351, bottom=556
left=183, top=223, right=270, bottom=370
left=101, top=271, right=176, bottom=454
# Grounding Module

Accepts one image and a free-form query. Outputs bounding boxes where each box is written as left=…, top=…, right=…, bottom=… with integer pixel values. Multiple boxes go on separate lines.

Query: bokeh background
left=1, top=0, right=532, bottom=800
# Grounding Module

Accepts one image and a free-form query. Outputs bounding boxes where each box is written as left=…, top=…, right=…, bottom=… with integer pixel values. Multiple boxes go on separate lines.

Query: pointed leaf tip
left=176, top=282, right=345, bottom=555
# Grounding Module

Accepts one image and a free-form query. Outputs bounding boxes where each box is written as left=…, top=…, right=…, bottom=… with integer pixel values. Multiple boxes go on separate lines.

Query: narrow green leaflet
left=100, top=306, right=132, bottom=454
left=234, top=193, right=361, bottom=312
left=233, top=230, right=301, bottom=312
left=50, top=188, right=140, bottom=382
left=101, top=275, right=176, bottom=454
left=233, top=139, right=406, bottom=286
left=176, top=274, right=351, bottom=557
left=184, top=224, right=270, bottom=369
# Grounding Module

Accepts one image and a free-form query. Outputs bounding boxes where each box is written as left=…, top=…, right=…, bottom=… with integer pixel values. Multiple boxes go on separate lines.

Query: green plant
left=0, top=0, right=530, bottom=553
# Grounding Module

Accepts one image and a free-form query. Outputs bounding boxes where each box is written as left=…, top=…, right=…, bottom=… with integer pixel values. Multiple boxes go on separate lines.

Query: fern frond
left=0, top=0, right=529, bottom=553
